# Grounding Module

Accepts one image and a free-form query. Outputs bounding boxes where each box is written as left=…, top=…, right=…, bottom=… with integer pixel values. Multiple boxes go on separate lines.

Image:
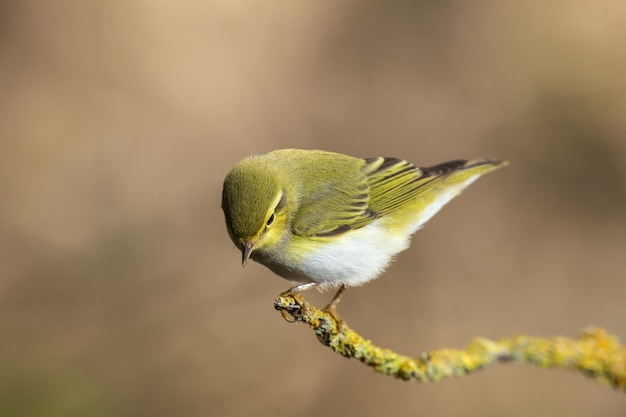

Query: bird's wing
left=290, top=155, right=375, bottom=237
left=292, top=155, right=469, bottom=237
left=363, top=157, right=468, bottom=218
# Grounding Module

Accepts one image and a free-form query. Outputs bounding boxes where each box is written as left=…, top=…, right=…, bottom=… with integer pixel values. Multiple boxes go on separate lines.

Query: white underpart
left=297, top=221, right=407, bottom=288
left=296, top=176, right=481, bottom=289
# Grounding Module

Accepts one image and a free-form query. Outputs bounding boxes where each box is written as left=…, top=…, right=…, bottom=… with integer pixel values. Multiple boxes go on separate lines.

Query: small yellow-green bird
left=222, top=149, right=506, bottom=313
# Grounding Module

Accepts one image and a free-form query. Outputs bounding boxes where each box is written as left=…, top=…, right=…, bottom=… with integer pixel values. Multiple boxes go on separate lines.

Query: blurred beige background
left=1, top=1, right=625, bottom=416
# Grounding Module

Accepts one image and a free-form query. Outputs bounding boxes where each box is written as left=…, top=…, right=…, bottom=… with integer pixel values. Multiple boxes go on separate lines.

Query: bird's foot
left=276, top=282, right=318, bottom=323
left=277, top=292, right=307, bottom=323
left=321, top=285, right=346, bottom=333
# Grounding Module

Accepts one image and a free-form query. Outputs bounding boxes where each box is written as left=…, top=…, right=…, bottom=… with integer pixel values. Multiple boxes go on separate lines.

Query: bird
left=222, top=148, right=507, bottom=318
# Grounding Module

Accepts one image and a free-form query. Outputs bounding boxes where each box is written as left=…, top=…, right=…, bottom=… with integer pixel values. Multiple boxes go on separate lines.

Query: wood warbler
left=222, top=149, right=506, bottom=313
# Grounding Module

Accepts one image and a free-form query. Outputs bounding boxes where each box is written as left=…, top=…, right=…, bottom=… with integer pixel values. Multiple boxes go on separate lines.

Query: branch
left=274, top=293, right=626, bottom=390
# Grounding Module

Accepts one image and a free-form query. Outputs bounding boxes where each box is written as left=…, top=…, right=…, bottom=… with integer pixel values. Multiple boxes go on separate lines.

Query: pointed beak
left=242, top=241, right=255, bottom=267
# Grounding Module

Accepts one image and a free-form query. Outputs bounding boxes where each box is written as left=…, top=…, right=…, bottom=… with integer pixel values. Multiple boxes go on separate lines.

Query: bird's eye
left=266, top=213, right=275, bottom=227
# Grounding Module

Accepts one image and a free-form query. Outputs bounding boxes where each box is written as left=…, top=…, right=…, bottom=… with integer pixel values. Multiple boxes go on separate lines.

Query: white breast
left=292, top=220, right=410, bottom=289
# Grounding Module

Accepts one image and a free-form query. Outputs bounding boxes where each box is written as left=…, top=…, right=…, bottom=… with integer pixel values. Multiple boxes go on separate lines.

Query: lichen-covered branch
left=274, top=293, right=626, bottom=390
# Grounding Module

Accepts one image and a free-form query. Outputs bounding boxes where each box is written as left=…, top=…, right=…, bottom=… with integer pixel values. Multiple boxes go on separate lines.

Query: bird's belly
left=262, top=220, right=411, bottom=290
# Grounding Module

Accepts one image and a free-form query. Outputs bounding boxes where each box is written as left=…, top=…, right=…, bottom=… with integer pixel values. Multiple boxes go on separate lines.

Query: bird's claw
left=275, top=291, right=307, bottom=323
left=321, top=304, right=345, bottom=333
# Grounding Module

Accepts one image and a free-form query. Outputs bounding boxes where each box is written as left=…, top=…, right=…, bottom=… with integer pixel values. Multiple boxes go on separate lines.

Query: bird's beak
left=242, top=241, right=255, bottom=267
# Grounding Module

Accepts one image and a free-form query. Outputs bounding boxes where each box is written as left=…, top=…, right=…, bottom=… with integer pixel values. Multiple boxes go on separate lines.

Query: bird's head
left=221, top=157, right=290, bottom=266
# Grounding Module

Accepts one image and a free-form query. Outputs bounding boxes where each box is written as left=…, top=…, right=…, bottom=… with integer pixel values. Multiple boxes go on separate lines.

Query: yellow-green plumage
left=222, top=149, right=506, bottom=291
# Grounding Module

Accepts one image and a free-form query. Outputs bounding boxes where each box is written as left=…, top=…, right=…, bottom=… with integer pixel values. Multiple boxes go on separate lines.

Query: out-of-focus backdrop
left=1, top=1, right=625, bottom=416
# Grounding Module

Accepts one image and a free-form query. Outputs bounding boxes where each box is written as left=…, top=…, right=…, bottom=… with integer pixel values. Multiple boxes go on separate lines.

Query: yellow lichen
left=274, top=293, right=626, bottom=391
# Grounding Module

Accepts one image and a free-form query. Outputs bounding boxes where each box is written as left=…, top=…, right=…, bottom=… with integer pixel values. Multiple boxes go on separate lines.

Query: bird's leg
left=278, top=282, right=319, bottom=322
left=322, top=284, right=346, bottom=332
left=283, top=281, right=319, bottom=294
